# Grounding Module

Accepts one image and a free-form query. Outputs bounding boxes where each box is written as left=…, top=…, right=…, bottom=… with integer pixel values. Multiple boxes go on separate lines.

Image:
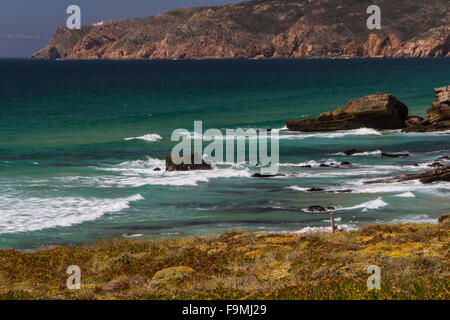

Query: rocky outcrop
left=305, top=205, right=335, bottom=213
left=399, top=165, right=450, bottom=184
left=165, top=153, right=212, bottom=171
left=366, top=165, right=450, bottom=185
left=286, top=93, right=409, bottom=131
left=403, top=86, right=450, bottom=132
left=32, top=0, right=450, bottom=60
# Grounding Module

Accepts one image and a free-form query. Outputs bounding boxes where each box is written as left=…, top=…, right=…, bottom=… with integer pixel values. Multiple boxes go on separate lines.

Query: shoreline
left=1, top=220, right=448, bottom=300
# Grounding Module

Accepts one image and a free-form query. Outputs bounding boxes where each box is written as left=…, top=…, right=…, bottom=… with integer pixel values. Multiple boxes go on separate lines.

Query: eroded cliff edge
left=32, top=0, right=450, bottom=60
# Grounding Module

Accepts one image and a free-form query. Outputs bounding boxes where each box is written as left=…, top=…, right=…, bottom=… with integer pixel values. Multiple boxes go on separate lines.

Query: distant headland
left=32, top=0, right=450, bottom=60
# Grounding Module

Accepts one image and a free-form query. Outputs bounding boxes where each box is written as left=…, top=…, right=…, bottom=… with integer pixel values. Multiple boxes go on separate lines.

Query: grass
left=0, top=222, right=448, bottom=300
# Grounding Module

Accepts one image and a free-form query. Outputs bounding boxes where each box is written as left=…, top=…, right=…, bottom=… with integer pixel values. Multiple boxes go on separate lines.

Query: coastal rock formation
left=366, top=165, right=450, bottom=185
left=286, top=93, right=409, bottom=131
left=288, top=86, right=450, bottom=133
left=32, top=0, right=450, bottom=60
left=403, top=86, right=450, bottom=132
left=399, top=165, right=450, bottom=184
left=165, top=153, right=212, bottom=171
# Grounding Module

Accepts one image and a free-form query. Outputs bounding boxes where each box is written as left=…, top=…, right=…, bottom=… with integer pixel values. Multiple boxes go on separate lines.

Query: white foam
left=389, top=214, right=437, bottom=224
left=287, top=186, right=310, bottom=192
left=342, top=197, right=389, bottom=212
left=280, top=128, right=382, bottom=140
left=122, top=233, right=144, bottom=238
left=392, top=192, right=416, bottom=198
left=124, top=133, right=162, bottom=142
left=334, top=150, right=383, bottom=156
left=0, top=194, right=144, bottom=234
left=94, top=163, right=251, bottom=187
left=341, top=180, right=450, bottom=195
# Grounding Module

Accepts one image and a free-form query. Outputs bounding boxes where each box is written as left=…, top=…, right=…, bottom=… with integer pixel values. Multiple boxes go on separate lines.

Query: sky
left=0, top=0, right=242, bottom=57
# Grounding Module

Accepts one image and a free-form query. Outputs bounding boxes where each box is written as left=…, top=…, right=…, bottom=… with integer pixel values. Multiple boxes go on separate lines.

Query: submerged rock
left=286, top=93, right=408, bottom=131
left=307, top=188, right=325, bottom=192
left=165, top=152, right=212, bottom=171
left=344, top=149, right=367, bottom=155
left=252, top=173, right=286, bottom=178
left=381, top=152, right=409, bottom=158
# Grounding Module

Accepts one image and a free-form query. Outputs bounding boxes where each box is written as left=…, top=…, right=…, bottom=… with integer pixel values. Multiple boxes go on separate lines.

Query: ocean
left=0, top=58, right=449, bottom=249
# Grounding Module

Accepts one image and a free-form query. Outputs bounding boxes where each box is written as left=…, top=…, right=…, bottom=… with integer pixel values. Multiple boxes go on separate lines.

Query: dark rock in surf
left=153, top=167, right=162, bottom=171
left=252, top=173, right=286, bottom=178
left=381, top=152, right=409, bottom=158
left=344, top=149, right=366, bottom=156
left=307, top=188, right=325, bottom=192
left=340, top=161, right=351, bottom=166
left=428, top=162, right=444, bottom=168
left=327, top=189, right=353, bottom=193
left=165, top=152, right=212, bottom=171
left=305, top=205, right=335, bottom=213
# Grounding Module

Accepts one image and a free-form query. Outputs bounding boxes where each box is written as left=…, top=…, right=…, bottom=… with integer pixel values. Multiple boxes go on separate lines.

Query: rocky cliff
left=32, top=0, right=450, bottom=60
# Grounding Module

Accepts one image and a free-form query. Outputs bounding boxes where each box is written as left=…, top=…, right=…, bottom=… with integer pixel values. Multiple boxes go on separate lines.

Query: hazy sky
left=0, top=0, right=242, bottom=57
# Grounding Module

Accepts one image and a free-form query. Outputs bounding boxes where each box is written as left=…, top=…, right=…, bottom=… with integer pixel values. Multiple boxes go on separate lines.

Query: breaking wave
left=0, top=194, right=144, bottom=234
left=124, top=133, right=162, bottom=142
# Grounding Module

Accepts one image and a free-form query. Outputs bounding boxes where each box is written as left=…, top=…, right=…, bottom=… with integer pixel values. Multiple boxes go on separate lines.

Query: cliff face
left=32, top=0, right=450, bottom=60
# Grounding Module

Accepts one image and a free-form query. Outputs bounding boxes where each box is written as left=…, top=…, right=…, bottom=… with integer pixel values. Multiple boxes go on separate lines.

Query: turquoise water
left=0, top=58, right=449, bottom=249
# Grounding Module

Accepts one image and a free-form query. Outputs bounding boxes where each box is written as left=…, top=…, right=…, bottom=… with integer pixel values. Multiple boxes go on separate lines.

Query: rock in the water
left=403, top=86, right=450, bottom=132
left=438, top=212, right=450, bottom=224
left=307, top=188, right=325, bottom=192
left=381, top=152, right=409, bottom=158
left=344, top=149, right=366, bottom=156
left=428, top=162, right=444, bottom=168
left=165, top=152, right=212, bottom=171
left=153, top=167, right=161, bottom=171
left=286, top=93, right=408, bottom=131
left=437, top=156, right=450, bottom=161
left=252, top=173, right=285, bottom=178
left=340, top=161, right=351, bottom=166
left=399, top=165, right=450, bottom=184
left=328, top=189, right=353, bottom=193
left=305, top=205, right=335, bottom=213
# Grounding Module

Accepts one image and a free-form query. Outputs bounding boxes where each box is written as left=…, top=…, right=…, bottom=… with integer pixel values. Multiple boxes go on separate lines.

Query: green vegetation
left=0, top=222, right=448, bottom=300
